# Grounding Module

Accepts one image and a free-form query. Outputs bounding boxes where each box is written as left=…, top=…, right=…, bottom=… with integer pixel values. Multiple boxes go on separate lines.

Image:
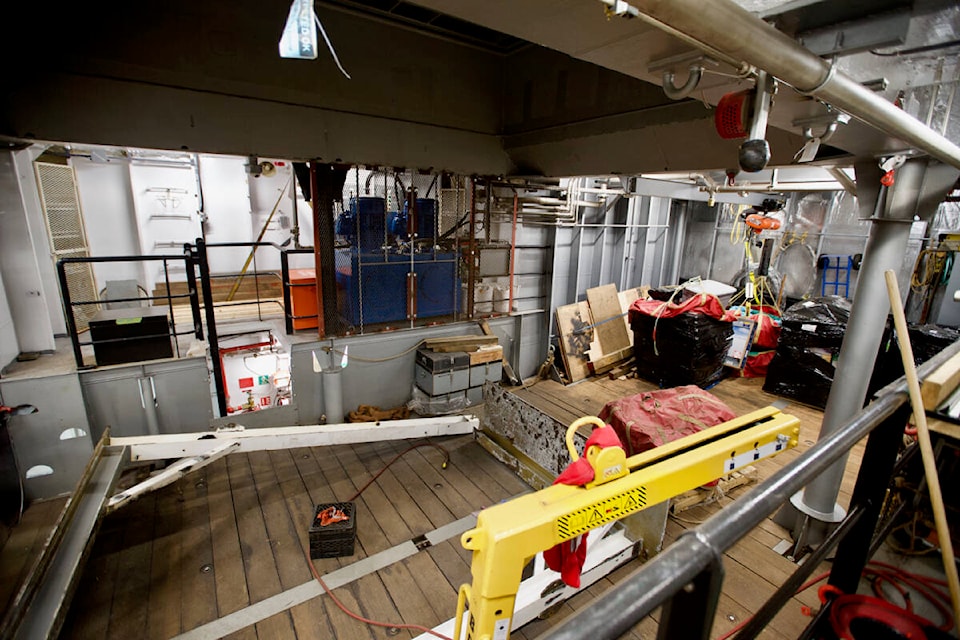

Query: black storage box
left=309, top=502, right=357, bottom=559
left=89, top=307, right=173, bottom=366
left=415, top=348, right=469, bottom=373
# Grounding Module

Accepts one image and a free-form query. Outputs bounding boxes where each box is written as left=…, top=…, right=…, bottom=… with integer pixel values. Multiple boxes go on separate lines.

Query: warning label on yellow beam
left=556, top=487, right=648, bottom=539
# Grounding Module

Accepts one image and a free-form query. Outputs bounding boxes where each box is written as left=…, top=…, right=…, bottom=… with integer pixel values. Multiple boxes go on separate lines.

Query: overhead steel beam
left=602, top=0, right=960, bottom=169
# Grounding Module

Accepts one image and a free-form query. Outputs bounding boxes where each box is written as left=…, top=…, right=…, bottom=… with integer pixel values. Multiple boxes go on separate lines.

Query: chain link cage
left=325, top=167, right=473, bottom=335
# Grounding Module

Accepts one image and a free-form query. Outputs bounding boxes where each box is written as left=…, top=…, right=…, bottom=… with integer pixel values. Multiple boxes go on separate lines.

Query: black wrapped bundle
left=763, top=346, right=836, bottom=408
left=632, top=312, right=733, bottom=388
left=908, top=324, right=960, bottom=365
left=762, top=297, right=849, bottom=408
left=777, top=296, right=850, bottom=348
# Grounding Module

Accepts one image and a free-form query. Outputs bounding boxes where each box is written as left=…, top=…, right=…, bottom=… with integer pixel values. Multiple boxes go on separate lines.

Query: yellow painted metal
left=563, top=415, right=629, bottom=489
left=455, top=406, right=800, bottom=640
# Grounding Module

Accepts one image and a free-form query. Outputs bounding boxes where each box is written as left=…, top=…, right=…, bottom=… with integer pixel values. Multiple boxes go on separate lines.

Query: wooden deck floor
left=43, top=375, right=859, bottom=640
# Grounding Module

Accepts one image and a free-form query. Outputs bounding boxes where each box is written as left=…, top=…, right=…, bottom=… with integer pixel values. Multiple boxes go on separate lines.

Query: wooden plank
left=105, top=494, right=156, bottom=638
left=61, top=508, right=122, bottom=639
left=147, top=474, right=184, bottom=640
left=403, top=551, right=460, bottom=623
left=404, top=439, right=494, bottom=514
left=618, top=286, right=643, bottom=337
left=586, top=284, right=631, bottom=355
left=365, top=441, right=456, bottom=529
left=354, top=576, right=411, bottom=639
left=249, top=450, right=335, bottom=640
left=0, top=498, right=66, bottom=614
left=338, top=444, right=414, bottom=547
left=248, top=451, right=312, bottom=587
left=555, top=302, right=593, bottom=383
left=590, top=346, right=633, bottom=375
left=922, top=349, right=960, bottom=409
left=226, top=454, right=294, bottom=640
left=205, top=458, right=255, bottom=640
left=477, top=319, right=521, bottom=384
left=179, top=467, right=218, bottom=633
left=469, top=345, right=503, bottom=365
left=302, top=446, right=409, bottom=640
left=268, top=449, right=338, bottom=640
left=379, top=560, right=442, bottom=638
left=352, top=441, right=437, bottom=539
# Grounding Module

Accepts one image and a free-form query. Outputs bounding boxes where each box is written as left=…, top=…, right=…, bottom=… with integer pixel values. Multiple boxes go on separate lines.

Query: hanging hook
left=662, top=64, right=704, bottom=100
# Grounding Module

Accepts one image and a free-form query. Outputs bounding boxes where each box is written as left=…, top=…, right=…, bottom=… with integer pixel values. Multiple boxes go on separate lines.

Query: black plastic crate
left=309, top=502, right=357, bottom=559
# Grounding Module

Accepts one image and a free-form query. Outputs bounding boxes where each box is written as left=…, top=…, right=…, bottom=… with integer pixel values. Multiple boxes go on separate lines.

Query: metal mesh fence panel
left=34, top=162, right=99, bottom=330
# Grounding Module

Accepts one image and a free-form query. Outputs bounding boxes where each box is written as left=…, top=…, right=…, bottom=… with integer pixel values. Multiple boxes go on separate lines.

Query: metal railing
left=542, top=339, right=960, bottom=640
left=57, top=249, right=203, bottom=370
left=56, top=239, right=298, bottom=416
left=279, top=246, right=319, bottom=334
left=202, top=241, right=288, bottom=322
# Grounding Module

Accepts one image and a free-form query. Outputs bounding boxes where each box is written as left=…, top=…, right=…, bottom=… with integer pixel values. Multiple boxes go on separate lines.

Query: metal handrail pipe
left=602, top=0, right=960, bottom=168
left=203, top=241, right=290, bottom=251
left=58, top=254, right=186, bottom=264
left=542, top=339, right=960, bottom=640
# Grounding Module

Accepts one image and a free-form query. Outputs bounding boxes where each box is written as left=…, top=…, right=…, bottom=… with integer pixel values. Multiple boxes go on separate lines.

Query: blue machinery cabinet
left=336, top=249, right=460, bottom=326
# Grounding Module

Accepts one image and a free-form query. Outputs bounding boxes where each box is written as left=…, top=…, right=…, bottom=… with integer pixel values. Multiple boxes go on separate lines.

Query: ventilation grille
left=35, top=162, right=98, bottom=330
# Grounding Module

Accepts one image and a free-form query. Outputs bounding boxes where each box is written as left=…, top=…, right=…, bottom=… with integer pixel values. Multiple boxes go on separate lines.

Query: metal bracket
left=648, top=52, right=718, bottom=100
left=793, top=112, right=851, bottom=144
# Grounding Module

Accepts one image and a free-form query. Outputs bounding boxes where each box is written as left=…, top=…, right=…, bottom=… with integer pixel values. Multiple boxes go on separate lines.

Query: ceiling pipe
left=601, top=0, right=960, bottom=169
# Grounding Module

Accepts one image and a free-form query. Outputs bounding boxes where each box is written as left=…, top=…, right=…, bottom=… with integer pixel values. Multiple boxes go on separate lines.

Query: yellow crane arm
left=455, top=406, right=800, bottom=640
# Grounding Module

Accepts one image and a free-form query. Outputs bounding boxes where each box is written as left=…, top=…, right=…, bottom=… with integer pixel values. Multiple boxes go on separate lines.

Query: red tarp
left=628, top=293, right=736, bottom=325
left=597, top=385, right=736, bottom=456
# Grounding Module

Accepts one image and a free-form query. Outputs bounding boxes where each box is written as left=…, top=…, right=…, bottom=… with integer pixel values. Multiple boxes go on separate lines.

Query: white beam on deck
left=111, top=415, right=478, bottom=461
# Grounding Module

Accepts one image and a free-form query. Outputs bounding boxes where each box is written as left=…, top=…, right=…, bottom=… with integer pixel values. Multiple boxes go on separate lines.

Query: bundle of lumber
left=554, top=284, right=646, bottom=384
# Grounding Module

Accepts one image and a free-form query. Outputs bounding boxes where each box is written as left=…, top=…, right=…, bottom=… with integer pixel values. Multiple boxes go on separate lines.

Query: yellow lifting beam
left=455, top=406, right=800, bottom=640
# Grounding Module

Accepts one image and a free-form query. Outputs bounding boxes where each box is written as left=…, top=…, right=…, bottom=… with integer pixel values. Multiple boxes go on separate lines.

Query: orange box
left=289, top=268, right=319, bottom=330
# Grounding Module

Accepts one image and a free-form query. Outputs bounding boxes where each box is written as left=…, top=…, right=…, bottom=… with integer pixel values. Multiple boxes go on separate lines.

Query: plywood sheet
left=618, top=287, right=643, bottom=337
left=555, top=302, right=593, bottom=383
left=587, top=284, right=631, bottom=355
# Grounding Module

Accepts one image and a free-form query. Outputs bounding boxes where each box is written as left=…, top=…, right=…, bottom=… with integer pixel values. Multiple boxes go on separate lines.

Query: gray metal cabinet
left=0, top=373, right=94, bottom=500
left=81, top=357, right=213, bottom=441
left=144, top=359, right=214, bottom=433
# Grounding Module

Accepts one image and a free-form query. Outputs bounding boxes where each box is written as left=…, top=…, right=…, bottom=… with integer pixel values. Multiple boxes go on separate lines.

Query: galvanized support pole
left=779, top=159, right=960, bottom=545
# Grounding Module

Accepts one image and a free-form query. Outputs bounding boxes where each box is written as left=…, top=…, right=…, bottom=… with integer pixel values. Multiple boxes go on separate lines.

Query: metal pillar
left=309, top=162, right=349, bottom=338
left=778, top=159, right=960, bottom=545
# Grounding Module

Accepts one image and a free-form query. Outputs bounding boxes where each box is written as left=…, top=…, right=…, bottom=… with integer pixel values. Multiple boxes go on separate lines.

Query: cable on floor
left=305, top=441, right=452, bottom=639
left=716, top=561, right=953, bottom=640
left=347, top=441, right=449, bottom=503
left=306, top=549, right=453, bottom=640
